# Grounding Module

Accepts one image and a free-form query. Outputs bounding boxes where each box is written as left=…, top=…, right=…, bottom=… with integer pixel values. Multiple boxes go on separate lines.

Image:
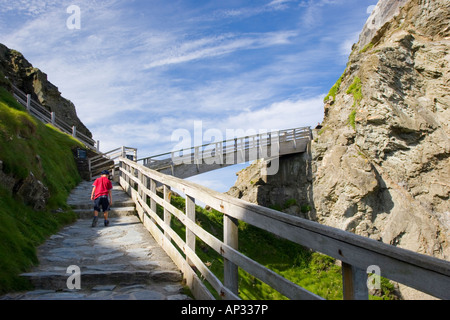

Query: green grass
left=346, top=77, right=363, bottom=107
left=348, top=109, right=357, bottom=130
left=324, top=70, right=346, bottom=103
left=0, top=87, right=81, bottom=294
left=359, top=42, right=374, bottom=53
left=346, top=77, right=363, bottom=130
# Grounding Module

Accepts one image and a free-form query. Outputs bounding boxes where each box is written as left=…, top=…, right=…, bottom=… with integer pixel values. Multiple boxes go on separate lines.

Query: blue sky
left=0, top=0, right=377, bottom=191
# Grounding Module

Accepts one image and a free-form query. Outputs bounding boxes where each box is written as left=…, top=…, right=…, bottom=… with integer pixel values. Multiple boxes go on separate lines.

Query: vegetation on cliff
left=0, top=87, right=81, bottom=294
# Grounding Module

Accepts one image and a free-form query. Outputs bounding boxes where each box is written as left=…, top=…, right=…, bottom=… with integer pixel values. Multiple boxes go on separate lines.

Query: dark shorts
left=94, top=196, right=110, bottom=212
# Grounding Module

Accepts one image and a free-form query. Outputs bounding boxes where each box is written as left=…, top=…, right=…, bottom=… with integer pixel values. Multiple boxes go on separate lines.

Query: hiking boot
left=92, top=216, right=98, bottom=227
left=104, top=219, right=110, bottom=227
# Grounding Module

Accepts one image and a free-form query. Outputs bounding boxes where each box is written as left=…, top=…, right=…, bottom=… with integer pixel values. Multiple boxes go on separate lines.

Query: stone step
left=21, top=270, right=183, bottom=291
left=69, top=198, right=136, bottom=210
left=73, top=206, right=136, bottom=219
left=67, top=185, right=135, bottom=209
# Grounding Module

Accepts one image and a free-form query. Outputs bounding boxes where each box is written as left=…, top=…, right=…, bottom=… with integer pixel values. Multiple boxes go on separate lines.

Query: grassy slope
left=0, top=87, right=81, bottom=294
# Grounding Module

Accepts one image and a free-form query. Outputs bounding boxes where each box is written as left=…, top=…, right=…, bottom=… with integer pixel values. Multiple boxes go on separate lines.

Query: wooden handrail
left=118, top=157, right=450, bottom=300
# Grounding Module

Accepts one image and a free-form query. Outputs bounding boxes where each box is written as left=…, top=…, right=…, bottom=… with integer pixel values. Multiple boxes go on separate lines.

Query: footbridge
left=138, top=127, right=311, bottom=179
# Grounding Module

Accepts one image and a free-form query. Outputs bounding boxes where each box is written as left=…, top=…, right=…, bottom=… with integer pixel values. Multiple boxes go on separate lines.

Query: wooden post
left=88, top=158, right=92, bottom=181
left=137, top=170, right=143, bottom=200
left=224, top=215, right=239, bottom=295
left=186, top=195, right=196, bottom=267
left=342, top=262, right=369, bottom=300
left=26, top=94, right=31, bottom=111
left=149, top=178, right=157, bottom=223
left=164, top=185, right=172, bottom=241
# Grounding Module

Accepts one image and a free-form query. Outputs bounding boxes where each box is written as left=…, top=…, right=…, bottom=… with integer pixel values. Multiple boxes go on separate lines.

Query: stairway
left=67, top=180, right=136, bottom=219
left=4, top=180, right=191, bottom=300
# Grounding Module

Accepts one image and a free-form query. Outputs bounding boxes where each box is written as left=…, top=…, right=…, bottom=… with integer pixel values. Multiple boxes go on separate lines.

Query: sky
left=0, top=0, right=377, bottom=192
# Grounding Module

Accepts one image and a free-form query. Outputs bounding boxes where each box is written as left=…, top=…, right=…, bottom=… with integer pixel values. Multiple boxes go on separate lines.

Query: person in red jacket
left=90, top=170, right=113, bottom=227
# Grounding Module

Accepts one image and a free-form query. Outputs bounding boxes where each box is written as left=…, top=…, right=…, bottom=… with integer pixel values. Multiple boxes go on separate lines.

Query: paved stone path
left=1, top=180, right=191, bottom=300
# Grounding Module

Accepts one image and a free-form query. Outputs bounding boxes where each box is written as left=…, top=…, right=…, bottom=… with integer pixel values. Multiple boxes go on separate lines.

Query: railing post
left=137, top=170, right=142, bottom=200
left=88, top=158, right=92, bottom=181
left=26, top=94, right=31, bottom=111
left=194, top=146, right=200, bottom=169
left=293, top=129, right=297, bottom=149
left=72, top=126, right=77, bottom=138
left=149, top=178, right=157, bottom=223
left=342, top=262, right=369, bottom=300
left=186, top=195, right=196, bottom=267
left=224, top=215, right=239, bottom=295
left=51, top=112, right=56, bottom=125
left=163, top=185, right=172, bottom=241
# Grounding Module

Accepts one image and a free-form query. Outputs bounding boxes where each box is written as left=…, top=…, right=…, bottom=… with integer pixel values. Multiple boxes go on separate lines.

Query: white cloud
left=144, top=31, right=297, bottom=69
left=214, top=0, right=295, bottom=20
left=218, top=96, right=324, bottom=133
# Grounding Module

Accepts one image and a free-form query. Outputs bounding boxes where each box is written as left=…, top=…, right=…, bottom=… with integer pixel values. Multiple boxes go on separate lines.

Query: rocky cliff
left=313, top=0, right=449, bottom=258
left=0, top=43, right=91, bottom=138
left=229, top=0, right=449, bottom=262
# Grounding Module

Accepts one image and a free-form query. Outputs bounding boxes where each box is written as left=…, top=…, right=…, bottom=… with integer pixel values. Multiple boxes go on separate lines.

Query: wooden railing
left=118, top=156, right=450, bottom=300
left=89, top=146, right=137, bottom=178
left=12, top=85, right=98, bottom=150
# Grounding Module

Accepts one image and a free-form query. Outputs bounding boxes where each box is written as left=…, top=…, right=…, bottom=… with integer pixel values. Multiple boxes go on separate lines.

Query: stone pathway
left=1, top=180, right=191, bottom=300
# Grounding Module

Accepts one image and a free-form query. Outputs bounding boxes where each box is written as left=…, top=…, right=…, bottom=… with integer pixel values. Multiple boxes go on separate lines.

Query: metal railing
left=138, top=127, right=311, bottom=170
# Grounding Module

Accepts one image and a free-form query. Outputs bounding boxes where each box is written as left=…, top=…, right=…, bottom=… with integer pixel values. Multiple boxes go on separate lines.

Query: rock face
left=227, top=153, right=314, bottom=219
left=229, top=0, right=449, bottom=262
left=0, top=160, right=49, bottom=211
left=0, top=43, right=92, bottom=138
left=313, top=0, right=449, bottom=259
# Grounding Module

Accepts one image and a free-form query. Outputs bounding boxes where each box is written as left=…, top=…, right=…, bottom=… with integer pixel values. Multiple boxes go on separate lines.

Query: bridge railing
left=138, top=127, right=311, bottom=169
left=118, top=156, right=450, bottom=300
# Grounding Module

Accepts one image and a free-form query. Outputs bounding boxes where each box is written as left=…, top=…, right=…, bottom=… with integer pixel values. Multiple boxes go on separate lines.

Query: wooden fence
left=89, top=146, right=137, bottom=179
left=12, top=85, right=98, bottom=150
left=118, top=156, right=450, bottom=300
